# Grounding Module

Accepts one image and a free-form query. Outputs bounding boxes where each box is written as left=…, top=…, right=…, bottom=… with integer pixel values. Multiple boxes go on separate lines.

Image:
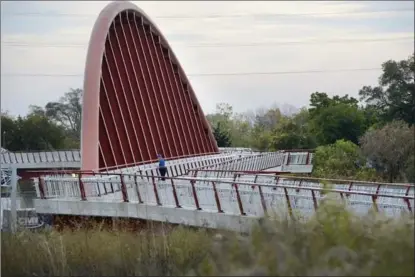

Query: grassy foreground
left=1, top=202, right=414, bottom=276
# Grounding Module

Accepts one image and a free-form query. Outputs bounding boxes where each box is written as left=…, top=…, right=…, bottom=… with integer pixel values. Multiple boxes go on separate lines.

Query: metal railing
left=283, top=151, right=313, bottom=166
left=34, top=171, right=414, bottom=220
left=199, top=152, right=285, bottom=171
left=0, top=150, right=81, bottom=165
left=32, top=151, right=298, bottom=198
left=197, top=151, right=313, bottom=172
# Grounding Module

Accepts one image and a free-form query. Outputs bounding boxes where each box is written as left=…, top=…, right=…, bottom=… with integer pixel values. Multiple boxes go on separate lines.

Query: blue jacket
left=159, top=159, right=166, bottom=167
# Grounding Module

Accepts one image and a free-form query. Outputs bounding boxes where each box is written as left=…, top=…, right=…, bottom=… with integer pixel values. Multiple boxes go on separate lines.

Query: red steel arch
left=81, top=1, right=218, bottom=171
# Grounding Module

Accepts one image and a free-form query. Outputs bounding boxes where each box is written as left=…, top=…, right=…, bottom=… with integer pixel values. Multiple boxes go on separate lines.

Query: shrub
left=2, top=203, right=414, bottom=276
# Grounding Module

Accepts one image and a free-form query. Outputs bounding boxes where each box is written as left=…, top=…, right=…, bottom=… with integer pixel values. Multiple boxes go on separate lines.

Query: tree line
left=208, top=53, right=414, bottom=182
left=1, top=88, right=82, bottom=151
left=1, top=54, right=413, bottom=182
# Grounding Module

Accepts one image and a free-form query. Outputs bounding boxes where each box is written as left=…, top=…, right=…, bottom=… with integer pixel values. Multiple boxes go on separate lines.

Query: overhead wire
left=0, top=8, right=407, bottom=79
left=1, top=68, right=382, bottom=78
left=1, top=37, right=413, bottom=48
left=1, top=8, right=413, bottom=19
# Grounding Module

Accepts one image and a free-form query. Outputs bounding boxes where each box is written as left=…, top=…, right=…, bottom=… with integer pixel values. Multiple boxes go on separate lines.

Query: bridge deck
left=33, top=166, right=414, bottom=232
left=4, top=150, right=339, bottom=232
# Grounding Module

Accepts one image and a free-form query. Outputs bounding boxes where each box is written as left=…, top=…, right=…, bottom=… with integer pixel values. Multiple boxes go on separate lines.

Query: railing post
left=78, top=173, right=86, bottom=201
left=120, top=174, right=129, bottom=202
left=103, top=177, right=108, bottom=195
left=190, top=178, right=202, bottom=210
left=283, top=187, right=294, bottom=220
left=311, top=189, right=318, bottom=210
left=133, top=175, right=143, bottom=203
left=295, top=179, right=303, bottom=193
left=274, top=173, right=280, bottom=186
left=170, top=179, right=181, bottom=208
left=371, top=195, right=379, bottom=213
left=345, top=182, right=353, bottom=197
left=212, top=181, right=223, bottom=213
left=258, top=185, right=268, bottom=215
left=233, top=183, right=246, bottom=215
left=38, top=177, right=46, bottom=199
left=232, top=173, right=239, bottom=182
left=151, top=173, right=161, bottom=206
left=305, top=152, right=310, bottom=165
left=404, top=186, right=413, bottom=214
left=110, top=177, right=114, bottom=193
left=371, top=184, right=381, bottom=213
left=92, top=172, right=101, bottom=197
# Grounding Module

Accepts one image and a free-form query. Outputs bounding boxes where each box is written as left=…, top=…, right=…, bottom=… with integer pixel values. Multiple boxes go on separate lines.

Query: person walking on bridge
left=157, top=154, right=167, bottom=181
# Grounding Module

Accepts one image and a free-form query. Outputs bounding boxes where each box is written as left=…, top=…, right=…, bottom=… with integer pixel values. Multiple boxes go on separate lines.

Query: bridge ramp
left=34, top=171, right=414, bottom=232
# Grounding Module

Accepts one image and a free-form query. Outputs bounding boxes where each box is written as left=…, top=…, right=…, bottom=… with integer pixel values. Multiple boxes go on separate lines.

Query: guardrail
left=188, top=169, right=295, bottom=180
left=34, top=171, right=414, bottom=219
left=199, top=152, right=285, bottom=171
left=196, top=151, right=313, bottom=173
left=0, top=150, right=81, bottom=165
left=282, top=151, right=313, bottom=166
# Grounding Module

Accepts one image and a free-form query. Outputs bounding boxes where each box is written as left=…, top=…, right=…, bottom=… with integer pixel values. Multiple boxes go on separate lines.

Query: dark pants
left=158, top=166, right=167, bottom=181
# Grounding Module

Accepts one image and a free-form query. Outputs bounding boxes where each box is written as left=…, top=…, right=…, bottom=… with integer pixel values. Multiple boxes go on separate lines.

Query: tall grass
left=2, top=201, right=414, bottom=276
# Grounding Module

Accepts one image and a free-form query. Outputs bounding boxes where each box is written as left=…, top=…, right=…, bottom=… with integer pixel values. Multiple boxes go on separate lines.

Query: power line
left=1, top=8, right=413, bottom=19
left=1, top=68, right=381, bottom=78
left=1, top=37, right=412, bottom=49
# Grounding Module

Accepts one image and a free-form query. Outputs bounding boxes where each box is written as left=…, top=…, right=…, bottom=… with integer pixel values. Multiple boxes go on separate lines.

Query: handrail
left=27, top=155, right=231, bottom=176
left=35, top=172, right=414, bottom=218
left=0, top=150, right=81, bottom=164
left=195, top=151, right=282, bottom=170
left=124, top=175, right=415, bottom=199
left=36, top=169, right=415, bottom=195
left=281, top=149, right=315, bottom=153
left=187, top=169, right=412, bottom=188
left=188, top=169, right=292, bottom=174
left=34, top=168, right=414, bottom=188
left=95, top=151, right=223, bottom=171
left=0, top=149, right=79, bottom=154
left=273, top=174, right=414, bottom=187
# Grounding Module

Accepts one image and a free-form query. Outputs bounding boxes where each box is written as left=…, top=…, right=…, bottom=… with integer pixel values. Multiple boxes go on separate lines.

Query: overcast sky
left=1, top=1, right=414, bottom=117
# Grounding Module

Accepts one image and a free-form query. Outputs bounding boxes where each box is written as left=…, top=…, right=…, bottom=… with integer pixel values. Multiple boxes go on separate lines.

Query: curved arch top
left=82, top=1, right=218, bottom=171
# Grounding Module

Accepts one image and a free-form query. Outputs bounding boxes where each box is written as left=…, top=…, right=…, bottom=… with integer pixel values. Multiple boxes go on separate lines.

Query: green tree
left=253, top=108, right=282, bottom=131
left=312, top=139, right=378, bottom=180
left=213, top=123, right=231, bottom=147
left=1, top=112, right=67, bottom=151
left=404, top=154, right=415, bottom=183
left=248, top=108, right=283, bottom=151
left=309, top=92, right=358, bottom=118
left=206, top=103, right=255, bottom=148
left=309, top=103, right=366, bottom=145
left=1, top=113, right=22, bottom=150
left=31, top=88, right=83, bottom=147
left=359, top=120, right=414, bottom=182
left=272, top=108, right=316, bottom=150
left=359, top=53, right=414, bottom=125
left=229, top=113, right=252, bottom=147
left=206, top=103, right=233, bottom=129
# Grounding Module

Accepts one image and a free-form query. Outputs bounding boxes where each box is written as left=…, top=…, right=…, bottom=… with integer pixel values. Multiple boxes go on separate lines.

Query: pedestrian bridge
left=0, top=149, right=312, bottom=186
left=29, top=150, right=414, bottom=232
left=3, top=150, right=312, bottom=227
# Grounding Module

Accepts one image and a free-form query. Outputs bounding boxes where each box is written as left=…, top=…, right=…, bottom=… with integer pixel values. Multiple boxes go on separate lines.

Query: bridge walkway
left=33, top=169, right=414, bottom=232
